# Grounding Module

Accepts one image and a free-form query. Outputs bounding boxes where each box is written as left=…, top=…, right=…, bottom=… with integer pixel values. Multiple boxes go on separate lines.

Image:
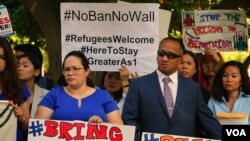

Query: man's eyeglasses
left=157, top=49, right=181, bottom=59
left=63, top=67, right=84, bottom=74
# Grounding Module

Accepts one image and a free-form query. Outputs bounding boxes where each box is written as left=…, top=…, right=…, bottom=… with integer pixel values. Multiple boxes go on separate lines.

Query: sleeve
left=103, top=90, right=119, bottom=114
left=207, top=98, right=216, bottom=117
left=21, top=83, right=31, bottom=102
left=117, top=93, right=126, bottom=112
left=121, top=79, right=141, bottom=141
left=38, top=89, right=57, bottom=110
left=196, top=87, right=222, bottom=139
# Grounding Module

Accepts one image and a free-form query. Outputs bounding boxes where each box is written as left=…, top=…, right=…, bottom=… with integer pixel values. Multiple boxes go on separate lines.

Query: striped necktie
left=163, top=77, right=174, bottom=117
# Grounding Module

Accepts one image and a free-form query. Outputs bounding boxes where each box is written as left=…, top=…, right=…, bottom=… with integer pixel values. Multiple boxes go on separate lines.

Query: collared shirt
left=157, top=70, right=178, bottom=104
left=117, top=93, right=126, bottom=114
left=208, top=91, right=250, bottom=124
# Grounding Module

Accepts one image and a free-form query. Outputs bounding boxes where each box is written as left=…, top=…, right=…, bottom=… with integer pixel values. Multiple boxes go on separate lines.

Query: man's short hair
left=14, top=44, right=43, bottom=62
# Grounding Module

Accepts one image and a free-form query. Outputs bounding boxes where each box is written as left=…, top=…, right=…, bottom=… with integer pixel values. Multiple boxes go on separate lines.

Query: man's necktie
left=163, top=77, right=174, bottom=117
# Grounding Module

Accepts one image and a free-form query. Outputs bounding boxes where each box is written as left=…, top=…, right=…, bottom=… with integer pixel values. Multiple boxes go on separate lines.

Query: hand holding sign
left=88, top=115, right=103, bottom=124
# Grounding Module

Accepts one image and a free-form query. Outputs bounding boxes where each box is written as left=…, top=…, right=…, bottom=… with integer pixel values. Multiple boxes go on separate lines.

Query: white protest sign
left=118, top=1, right=172, bottom=39
left=159, top=9, right=171, bottom=39
left=142, top=132, right=221, bottom=141
left=0, top=5, right=13, bottom=37
left=182, top=10, right=248, bottom=53
left=0, top=100, right=17, bottom=141
left=61, top=3, right=159, bottom=73
left=28, top=119, right=135, bottom=141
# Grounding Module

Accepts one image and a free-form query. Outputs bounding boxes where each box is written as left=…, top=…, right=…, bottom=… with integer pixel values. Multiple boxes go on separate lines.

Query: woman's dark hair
left=61, top=51, right=95, bottom=88
left=14, top=44, right=43, bottom=63
left=63, top=51, right=89, bottom=71
left=0, top=38, right=23, bottom=105
left=182, top=50, right=199, bottom=81
left=211, top=60, right=250, bottom=102
left=17, top=53, right=42, bottom=83
left=100, top=71, right=123, bottom=103
left=243, top=55, right=250, bottom=70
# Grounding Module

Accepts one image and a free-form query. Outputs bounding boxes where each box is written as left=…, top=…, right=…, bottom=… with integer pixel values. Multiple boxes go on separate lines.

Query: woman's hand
left=119, top=65, right=130, bottom=85
left=88, top=115, right=103, bottom=124
left=119, top=65, right=139, bottom=81
left=204, top=48, right=220, bottom=63
left=13, top=105, right=25, bottom=122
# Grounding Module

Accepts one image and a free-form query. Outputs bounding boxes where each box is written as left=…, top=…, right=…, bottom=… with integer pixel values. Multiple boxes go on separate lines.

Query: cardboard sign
left=28, top=119, right=135, bottom=141
left=0, top=5, right=13, bottom=37
left=182, top=10, right=248, bottom=53
left=142, top=132, right=221, bottom=141
left=60, top=3, right=160, bottom=73
left=216, top=113, right=249, bottom=125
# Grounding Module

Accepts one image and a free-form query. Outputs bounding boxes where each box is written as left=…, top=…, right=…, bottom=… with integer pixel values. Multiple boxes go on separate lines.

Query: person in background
left=17, top=53, right=48, bottom=118
left=122, top=37, right=221, bottom=141
left=208, top=60, right=250, bottom=124
left=178, top=50, right=199, bottom=81
left=100, top=65, right=138, bottom=113
left=14, top=44, right=56, bottom=90
left=0, top=38, right=30, bottom=141
left=198, top=48, right=224, bottom=102
left=35, top=51, right=123, bottom=124
left=178, top=50, right=207, bottom=138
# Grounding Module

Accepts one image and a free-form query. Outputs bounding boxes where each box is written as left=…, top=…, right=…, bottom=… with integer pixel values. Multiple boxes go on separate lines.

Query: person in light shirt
left=208, top=60, right=250, bottom=124
left=17, top=53, right=48, bottom=118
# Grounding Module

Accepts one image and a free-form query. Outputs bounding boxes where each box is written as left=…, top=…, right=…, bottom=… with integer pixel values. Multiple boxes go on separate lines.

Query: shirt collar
left=239, top=91, right=250, bottom=97
left=156, top=70, right=178, bottom=84
left=222, top=91, right=250, bottom=102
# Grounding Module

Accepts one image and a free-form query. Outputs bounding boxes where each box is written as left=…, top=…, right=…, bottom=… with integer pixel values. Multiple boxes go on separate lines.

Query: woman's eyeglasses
left=63, top=67, right=84, bottom=74
left=157, top=49, right=181, bottom=59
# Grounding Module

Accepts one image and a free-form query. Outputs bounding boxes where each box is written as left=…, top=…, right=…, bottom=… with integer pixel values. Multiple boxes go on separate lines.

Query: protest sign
left=0, top=5, right=13, bottom=37
left=0, top=100, right=17, bottom=141
left=61, top=3, right=159, bottom=73
left=182, top=10, right=248, bottom=53
left=142, top=132, right=221, bottom=141
left=28, top=119, right=135, bottom=141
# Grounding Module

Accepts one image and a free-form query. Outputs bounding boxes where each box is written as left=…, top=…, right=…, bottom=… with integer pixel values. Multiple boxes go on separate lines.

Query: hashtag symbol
left=65, top=34, right=70, bottom=42
left=28, top=120, right=44, bottom=137
left=64, top=10, right=71, bottom=21
left=144, top=133, right=159, bottom=141
left=82, top=46, right=86, bottom=53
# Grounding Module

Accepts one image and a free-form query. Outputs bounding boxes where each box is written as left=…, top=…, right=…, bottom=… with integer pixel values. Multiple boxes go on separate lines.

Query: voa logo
left=226, top=129, right=246, bottom=136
